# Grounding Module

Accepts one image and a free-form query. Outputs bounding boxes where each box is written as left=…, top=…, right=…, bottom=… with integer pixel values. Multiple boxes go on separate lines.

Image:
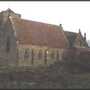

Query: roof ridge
left=65, top=31, right=78, bottom=34
left=21, top=18, right=59, bottom=27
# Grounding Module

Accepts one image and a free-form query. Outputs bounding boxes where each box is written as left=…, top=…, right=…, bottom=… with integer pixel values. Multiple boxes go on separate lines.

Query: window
left=38, top=50, right=42, bottom=59
left=24, top=48, right=29, bottom=60
left=80, top=40, right=82, bottom=46
left=50, top=52, right=55, bottom=59
left=56, top=50, right=59, bottom=61
left=17, top=48, right=19, bottom=59
left=6, top=37, right=10, bottom=52
left=31, top=49, right=34, bottom=65
left=44, top=50, right=48, bottom=64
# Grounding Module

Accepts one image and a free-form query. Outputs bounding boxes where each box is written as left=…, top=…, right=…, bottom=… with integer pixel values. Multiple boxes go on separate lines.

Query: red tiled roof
left=11, top=17, right=68, bottom=48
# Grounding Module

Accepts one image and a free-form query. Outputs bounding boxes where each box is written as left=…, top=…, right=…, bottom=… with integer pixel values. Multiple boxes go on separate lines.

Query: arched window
left=24, top=48, right=29, bottom=60
left=56, top=50, right=59, bottom=61
left=44, top=50, right=48, bottom=64
left=80, top=40, right=82, bottom=46
left=17, top=48, right=19, bottom=59
left=38, top=50, right=42, bottom=59
left=6, top=37, right=10, bottom=52
left=50, top=51, right=55, bottom=59
left=31, top=49, right=34, bottom=65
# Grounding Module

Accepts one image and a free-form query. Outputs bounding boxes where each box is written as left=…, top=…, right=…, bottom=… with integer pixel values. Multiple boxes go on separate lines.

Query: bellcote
left=59, top=24, right=63, bottom=30
left=0, top=8, right=21, bottom=19
left=0, top=8, right=21, bottom=27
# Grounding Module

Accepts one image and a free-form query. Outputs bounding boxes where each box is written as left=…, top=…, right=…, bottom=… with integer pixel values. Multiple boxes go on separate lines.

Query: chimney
left=84, top=32, right=86, bottom=41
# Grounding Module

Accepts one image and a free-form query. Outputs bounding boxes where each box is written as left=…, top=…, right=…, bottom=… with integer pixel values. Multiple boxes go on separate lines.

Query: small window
left=6, top=37, right=10, bottom=52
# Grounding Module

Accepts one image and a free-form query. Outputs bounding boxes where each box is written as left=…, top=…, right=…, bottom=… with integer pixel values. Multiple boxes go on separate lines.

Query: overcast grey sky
left=0, top=1, right=90, bottom=40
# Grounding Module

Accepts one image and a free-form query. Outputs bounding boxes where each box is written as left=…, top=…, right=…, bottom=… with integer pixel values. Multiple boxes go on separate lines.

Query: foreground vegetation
left=0, top=56, right=90, bottom=89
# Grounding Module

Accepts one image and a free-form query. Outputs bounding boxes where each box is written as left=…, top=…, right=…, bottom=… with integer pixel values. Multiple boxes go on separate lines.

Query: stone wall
left=17, top=45, right=64, bottom=67
left=0, top=16, right=18, bottom=67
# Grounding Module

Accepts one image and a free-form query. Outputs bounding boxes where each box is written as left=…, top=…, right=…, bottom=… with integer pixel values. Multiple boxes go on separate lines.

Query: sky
left=0, top=1, right=90, bottom=40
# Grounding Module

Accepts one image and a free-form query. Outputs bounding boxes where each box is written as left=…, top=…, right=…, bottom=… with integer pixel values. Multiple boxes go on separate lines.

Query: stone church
left=0, top=9, right=88, bottom=67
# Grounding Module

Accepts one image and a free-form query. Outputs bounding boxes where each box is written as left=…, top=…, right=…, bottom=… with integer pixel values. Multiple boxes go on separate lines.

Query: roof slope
left=9, top=17, right=68, bottom=48
left=64, top=31, right=77, bottom=47
left=64, top=31, right=88, bottom=47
